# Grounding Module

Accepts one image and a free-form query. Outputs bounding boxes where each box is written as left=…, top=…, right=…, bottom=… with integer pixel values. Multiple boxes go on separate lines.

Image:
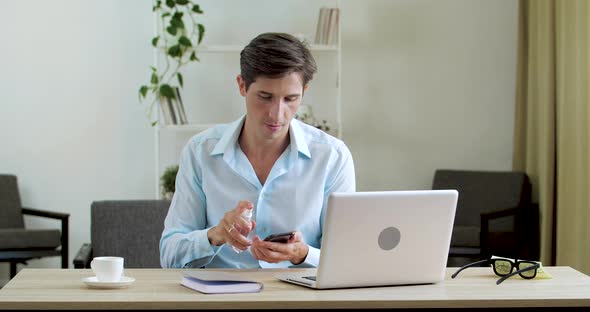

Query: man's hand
left=207, top=200, right=256, bottom=251
left=250, top=231, right=309, bottom=265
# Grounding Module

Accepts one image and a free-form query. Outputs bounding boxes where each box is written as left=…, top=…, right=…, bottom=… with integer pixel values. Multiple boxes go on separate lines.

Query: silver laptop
left=276, top=190, right=458, bottom=289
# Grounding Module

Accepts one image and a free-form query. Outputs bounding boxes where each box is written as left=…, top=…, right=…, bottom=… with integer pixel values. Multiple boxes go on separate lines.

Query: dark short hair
left=240, top=33, right=317, bottom=91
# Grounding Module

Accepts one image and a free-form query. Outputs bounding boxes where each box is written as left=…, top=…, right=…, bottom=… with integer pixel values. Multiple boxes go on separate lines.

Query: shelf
left=158, top=124, right=217, bottom=132
left=195, top=44, right=339, bottom=53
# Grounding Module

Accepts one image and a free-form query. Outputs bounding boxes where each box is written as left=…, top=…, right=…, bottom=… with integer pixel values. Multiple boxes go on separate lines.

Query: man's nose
left=268, top=99, right=284, bottom=120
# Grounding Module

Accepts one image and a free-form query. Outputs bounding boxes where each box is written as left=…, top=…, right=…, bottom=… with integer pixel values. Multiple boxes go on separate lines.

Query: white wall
left=0, top=1, right=155, bottom=282
left=341, top=0, right=518, bottom=191
left=0, top=0, right=518, bottom=282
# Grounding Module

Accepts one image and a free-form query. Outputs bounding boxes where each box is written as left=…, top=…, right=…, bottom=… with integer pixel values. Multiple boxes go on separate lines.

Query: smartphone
left=263, top=231, right=295, bottom=243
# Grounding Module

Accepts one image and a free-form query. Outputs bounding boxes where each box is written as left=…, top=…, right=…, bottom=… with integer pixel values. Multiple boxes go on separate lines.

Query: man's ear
left=237, top=75, right=247, bottom=96
left=303, top=84, right=308, bottom=95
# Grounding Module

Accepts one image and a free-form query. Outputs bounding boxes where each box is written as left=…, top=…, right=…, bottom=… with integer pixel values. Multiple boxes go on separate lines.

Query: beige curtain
left=514, top=0, right=590, bottom=274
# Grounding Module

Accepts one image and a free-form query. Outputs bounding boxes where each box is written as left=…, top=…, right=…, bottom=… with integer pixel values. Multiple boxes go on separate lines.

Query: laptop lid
left=313, top=190, right=458, bottom=289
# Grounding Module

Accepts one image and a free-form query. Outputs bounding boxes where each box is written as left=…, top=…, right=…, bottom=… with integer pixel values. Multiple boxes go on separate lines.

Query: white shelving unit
left=154, top=0, right=341, bottom=198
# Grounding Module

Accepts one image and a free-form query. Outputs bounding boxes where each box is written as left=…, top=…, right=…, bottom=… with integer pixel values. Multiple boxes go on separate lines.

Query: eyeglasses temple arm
left=496, top=263, right=540, bottom=285
left=451, top=259, right=490, bottom=279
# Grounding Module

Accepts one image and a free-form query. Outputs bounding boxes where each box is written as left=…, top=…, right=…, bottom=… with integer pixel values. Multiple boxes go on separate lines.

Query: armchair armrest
left=22, top=207, right=69, bottom=269
left=22, top=207, right=69, bottom=220
left=480, top=207, right=520, bottom=222
left=73, top=243, right=93, bottom=269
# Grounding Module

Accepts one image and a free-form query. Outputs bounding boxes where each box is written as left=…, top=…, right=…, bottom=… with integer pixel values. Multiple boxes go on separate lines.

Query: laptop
left=275, top=190, right=458, bottom=289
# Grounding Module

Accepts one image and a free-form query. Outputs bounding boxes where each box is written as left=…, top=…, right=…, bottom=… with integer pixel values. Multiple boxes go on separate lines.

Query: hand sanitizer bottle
left=232, top=208, right=253, bottom=253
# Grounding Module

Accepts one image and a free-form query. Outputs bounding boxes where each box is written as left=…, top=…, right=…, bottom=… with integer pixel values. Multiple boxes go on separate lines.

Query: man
left=160, top=33, right=355, bottom=269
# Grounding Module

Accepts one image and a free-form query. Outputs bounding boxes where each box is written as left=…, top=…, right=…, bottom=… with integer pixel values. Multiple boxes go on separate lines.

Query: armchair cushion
left=0, top=229, right=61, bottom=250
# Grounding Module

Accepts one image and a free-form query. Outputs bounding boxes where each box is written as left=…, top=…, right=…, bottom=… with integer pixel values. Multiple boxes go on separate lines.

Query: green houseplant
left=138, top=0, right=206, bottom=126
left=160, top=165, right=179, bottom=200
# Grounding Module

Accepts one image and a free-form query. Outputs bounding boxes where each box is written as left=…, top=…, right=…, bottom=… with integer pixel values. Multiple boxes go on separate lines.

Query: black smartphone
left=263, top=231, right=295, bottom=243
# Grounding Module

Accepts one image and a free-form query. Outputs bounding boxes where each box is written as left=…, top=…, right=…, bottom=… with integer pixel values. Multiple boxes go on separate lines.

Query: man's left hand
left=250, top=231, right=309, bottom=265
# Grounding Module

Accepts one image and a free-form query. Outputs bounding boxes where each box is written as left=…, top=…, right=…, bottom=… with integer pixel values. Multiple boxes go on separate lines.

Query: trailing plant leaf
left=160, top=84, right=176, bottom=99
left=198, top=24, right=205, bottom=44
left=153, top=0, right=161, bottom=11
left=166, top=25, right=177, bottom=36
left=167, top=44, right=181, bottom=58
left=189, top=51, right=199, bottom=62
left=178, top=35, right=191, bottom=47
left=170, top=17, right=184, bottom=29
left=139, top=85, right=149, bottom=98
left=139, top=0, right=206, bottom=126
left=192, top=4, right=203, bottom=13
left=177, top=72, right=184, bottom=87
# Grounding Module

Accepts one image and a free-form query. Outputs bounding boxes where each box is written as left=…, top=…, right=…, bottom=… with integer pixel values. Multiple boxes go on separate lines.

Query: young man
left=160, top=33, right=355, bottom=269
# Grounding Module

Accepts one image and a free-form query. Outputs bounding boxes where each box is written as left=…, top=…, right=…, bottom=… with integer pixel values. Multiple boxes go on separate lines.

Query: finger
left=227, top=228, right=252, bottom=248
left=257, top=243, right=290, bottom=262
left=255, top=246, right=275, bottom=262
left=235, top=200, right=253, bottom=214
left=290, top=231, right=303, bottom=243
left=226, top=231, right=250, bottom=250
left=233, top=201, right=254, bottom=230
left=250, top=244, right=263, bottom=260
left=234, top=216, right=251, bottom=233
left=257, top=240, right=290, bottom=253
left=222, top=219, right=251, bottom=248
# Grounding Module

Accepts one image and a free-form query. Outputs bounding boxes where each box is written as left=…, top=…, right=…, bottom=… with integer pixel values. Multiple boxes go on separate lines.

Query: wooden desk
left=0, top=267, right=589, bottom=310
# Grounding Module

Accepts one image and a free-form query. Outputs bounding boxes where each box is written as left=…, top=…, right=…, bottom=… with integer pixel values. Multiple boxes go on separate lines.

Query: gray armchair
left=0, top=174, right=69, bottom=278
left=432, top=169, right=540, bottom=266
left=73, top=200, right=170, bottom=269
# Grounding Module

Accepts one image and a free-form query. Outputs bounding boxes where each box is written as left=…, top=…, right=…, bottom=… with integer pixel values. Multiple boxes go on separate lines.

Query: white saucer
left=82, top=276, right=135, bottom=289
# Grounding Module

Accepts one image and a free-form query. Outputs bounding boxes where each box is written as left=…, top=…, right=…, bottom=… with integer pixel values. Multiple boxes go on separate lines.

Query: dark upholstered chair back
left=433, top=170, right=531, bottom=230
left=432, top=169, right=538, bottom=265
left=0, top=174, right=25, bottom=229
left=91, top=200, right=170, bottom=268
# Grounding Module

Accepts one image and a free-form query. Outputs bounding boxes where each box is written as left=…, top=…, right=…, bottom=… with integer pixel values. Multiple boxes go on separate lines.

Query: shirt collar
left=210, top=115, right=311, bottom=159
left=210, top=116, right=244, bottom=156
left=289, top=118, right=311, bottom=159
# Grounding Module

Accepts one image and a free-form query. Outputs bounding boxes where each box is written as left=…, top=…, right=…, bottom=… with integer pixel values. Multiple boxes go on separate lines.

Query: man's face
left=237, top=72, right=306, bottom=142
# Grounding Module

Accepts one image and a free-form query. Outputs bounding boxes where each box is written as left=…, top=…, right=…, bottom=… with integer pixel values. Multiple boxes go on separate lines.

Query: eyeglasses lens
left=517, top=262, right=537, bottom=278
left=493, top=260, right=513, bottom=276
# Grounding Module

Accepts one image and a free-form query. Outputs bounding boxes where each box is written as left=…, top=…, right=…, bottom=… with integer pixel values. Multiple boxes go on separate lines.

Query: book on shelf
left=159, top=95, right=175, bottom=125
left=315, top=7, right=339, bottom=45
left=175, top=87, right=188, bottom=125
left=159, top=88, right=188, bottom=125
left=181, top=271, right=264, bottom=294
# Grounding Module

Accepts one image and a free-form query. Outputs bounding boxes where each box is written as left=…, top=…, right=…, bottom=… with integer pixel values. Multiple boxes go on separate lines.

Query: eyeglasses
left=451, top=255, right=541, bottom=285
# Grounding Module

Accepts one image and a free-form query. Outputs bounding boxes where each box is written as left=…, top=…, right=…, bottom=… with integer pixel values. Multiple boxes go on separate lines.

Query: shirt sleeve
left=325, top=143, right=356, bottom=194
left=295, top=142, right=356, bottom=268
left=159, top=139, right=222, bottom=268
left=290, top=245, right=321, bottom=268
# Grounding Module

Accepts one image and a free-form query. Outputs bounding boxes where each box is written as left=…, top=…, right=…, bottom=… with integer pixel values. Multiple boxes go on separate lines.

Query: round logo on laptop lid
left=378, top=226, right=401, bottom=250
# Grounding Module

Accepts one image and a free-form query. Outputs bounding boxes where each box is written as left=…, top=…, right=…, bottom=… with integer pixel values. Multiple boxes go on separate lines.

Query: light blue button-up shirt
left=159, top=116, right=355, bottom=269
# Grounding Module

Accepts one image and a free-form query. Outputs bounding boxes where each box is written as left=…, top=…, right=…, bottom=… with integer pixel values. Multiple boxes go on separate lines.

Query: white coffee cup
left=90, top=256, right=124, bottom=282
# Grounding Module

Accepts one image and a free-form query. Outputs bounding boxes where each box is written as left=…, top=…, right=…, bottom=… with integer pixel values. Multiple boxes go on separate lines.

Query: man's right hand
left=207, top=200, right=256, bottom=250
